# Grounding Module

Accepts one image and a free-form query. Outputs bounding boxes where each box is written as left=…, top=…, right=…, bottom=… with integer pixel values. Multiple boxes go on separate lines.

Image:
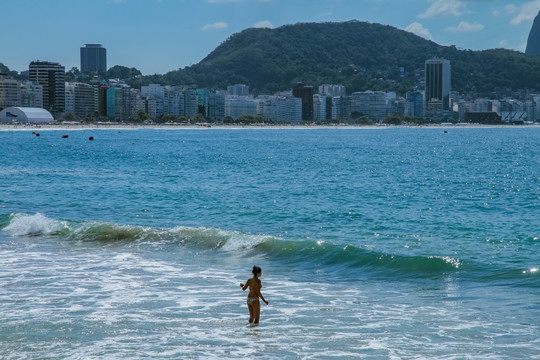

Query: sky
left=1, top=0, right=540, bottom=75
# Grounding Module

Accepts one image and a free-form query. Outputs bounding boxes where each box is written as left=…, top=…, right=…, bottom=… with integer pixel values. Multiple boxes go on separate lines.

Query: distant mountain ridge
left=526, top=11, right=540, bottom=55
left=131, top=20, right=540, bottom=96
left=3, top=21, right=540, bottom=97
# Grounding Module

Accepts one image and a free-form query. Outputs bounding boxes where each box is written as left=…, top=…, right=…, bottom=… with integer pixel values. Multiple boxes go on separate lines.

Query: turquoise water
left=1, top=127, right=539, bottom=359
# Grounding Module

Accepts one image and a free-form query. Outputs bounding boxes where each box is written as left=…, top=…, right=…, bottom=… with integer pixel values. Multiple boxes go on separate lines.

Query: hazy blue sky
left=1, top=0, right=539, bottom=75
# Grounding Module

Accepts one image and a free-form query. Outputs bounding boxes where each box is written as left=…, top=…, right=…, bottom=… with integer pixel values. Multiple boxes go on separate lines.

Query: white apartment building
left=313, top=94, right=327, bottom=122
left=350, top=91, right=388, bottom=121
left=21, top=82, right=43, bottom=109
left=319, top=84, right=346, bottom=97
left=167, top=87, right=185, bottom=117
left=0, top=75, right=21, bottom=109
left=65, top=82, right=97, bottom=118
left=184, top=89, right=199, bottom=118
left=276, top=96, right=302, bottom=124
left=225, top=95, right=258, bottom=119
left=227, top=84, right=250, bottom=96
left=142, top=84, right=169, bottom=116
left=208, top=92, right=225, bottom=122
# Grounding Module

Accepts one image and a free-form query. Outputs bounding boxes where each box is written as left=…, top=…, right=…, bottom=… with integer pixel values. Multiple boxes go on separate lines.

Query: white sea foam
left=220, top=231, right=273, bottom=251
left=3, top=212, right=69, bottom=236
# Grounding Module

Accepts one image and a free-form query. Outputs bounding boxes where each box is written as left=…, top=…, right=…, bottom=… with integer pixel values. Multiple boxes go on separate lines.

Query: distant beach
left=1, top=122, right=538, bottom=131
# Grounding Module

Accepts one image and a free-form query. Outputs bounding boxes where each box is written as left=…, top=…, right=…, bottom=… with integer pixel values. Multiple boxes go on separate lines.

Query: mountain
left=526, top=11, right=540, bottom=55
left=129, top=21, right=540, bottom=97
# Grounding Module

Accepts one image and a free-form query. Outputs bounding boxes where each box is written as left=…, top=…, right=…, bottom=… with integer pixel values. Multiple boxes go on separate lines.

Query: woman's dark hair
left=252, top=266, right=262, bottom=276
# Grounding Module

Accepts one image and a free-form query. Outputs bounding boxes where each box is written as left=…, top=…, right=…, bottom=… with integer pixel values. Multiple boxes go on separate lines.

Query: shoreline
left=1, top=122, right=539, bottom=131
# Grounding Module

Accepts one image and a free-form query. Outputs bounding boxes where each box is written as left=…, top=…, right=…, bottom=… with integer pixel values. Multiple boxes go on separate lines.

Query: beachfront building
left=184, top=88, right=199, bottom=118
left=227, top=84, right=249, bottom=96
left=196, top=89, right=210, bottom=118
left=167, top=87, right=185, bottom=117
left=142, top=84, right=167, bottom=117
left=406, top=91, right=424, bottom=119
left=313, top=94, right=327, bottom=122
left=29, top=61, right=65, bottom=114
left=395, top=98, right=413, bottom=117
left=276, top=96, right=302, bottom=124
left=319, top=84, right=346, bottom=97
left=350, top=91, right=388, bottom=121
left=425, top=58, right=451, bottom=112
left=0, top=107, right=54, bottom=124
left=21, top=82, right=44, bottom=109
left=80, top=44, right=107, bottom=74
left=106, top=85, right=144, bottom=122
left=292, top=83, right=314, bottom=122
left=526, top=94, right=540, bottom=122
left=257, top=95, right=279, bottom=121
left=208, top=91, right=225, bottom=122
left=65, top=82, right=98, bottom=118
left=0, top=74, right=21, bottom=110
left=225, top=95, right=258, bottom=119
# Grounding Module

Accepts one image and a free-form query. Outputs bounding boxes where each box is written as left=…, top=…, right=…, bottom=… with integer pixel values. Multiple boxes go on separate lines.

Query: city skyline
left=1, top=0, right=539, bottom=75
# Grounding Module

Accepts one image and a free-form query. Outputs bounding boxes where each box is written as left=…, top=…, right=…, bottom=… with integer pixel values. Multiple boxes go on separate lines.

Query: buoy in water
left=36, top=133, right=40, bottom=137
left=89, top=136, right=94, bottom=141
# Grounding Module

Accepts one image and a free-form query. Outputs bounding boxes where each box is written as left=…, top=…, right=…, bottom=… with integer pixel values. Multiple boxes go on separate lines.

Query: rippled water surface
left=1, top=128, right=539, bottom=359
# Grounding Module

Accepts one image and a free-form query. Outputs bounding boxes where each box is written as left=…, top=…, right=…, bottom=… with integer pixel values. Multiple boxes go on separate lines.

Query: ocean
left=0, top=127, right=539, bottom=359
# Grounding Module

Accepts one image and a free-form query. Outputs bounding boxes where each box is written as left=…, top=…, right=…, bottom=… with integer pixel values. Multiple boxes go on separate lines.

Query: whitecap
left=3, top=213, right=69, bottom=236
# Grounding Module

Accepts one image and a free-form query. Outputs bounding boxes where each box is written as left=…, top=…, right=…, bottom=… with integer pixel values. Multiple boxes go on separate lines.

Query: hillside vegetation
left=4, top=21, right=540, bottom=97
left=129, top=21, right=540, bottom=96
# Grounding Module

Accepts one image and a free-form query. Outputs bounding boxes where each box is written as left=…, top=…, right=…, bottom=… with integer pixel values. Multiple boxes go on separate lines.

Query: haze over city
left=2, top=0, right=539, bottom=75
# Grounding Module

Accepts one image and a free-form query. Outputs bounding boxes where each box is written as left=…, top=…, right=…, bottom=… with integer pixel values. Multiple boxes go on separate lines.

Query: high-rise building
left=225, top=95, right=258, bottom=119
left=406, top=91, right=424, bottom=119
left=292, top=83, right=313, bottom=122
left=208, top=91, right=225, bottom=122
left=80, top=44, right=107, bottom=74
left=184, top=88, right=199, bottom=118
left=0, top=74, right=21, bottom=109
left=350, top=91, right=388, bottom=121
left=29, top=61, right=65, bottom=113
left=425, top=58, right=451, bottom=111
left=318, top=84, right=346, bottom=97
left=227, top=84, right=249, bottom=96
left=65, top=82, right=97, bottom=118
left=21, top=82, right=43, bottom=108
left=313, top=94, right=327, bottom=122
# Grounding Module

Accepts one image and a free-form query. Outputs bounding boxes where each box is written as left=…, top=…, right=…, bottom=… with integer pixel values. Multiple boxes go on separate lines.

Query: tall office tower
left=80, top=44, right=107, bottom=74
left=29, top=61, right=65, bottom=113
left=425, top=58, right=451, bottom=111
left=292, top=83, right=314, bottom=122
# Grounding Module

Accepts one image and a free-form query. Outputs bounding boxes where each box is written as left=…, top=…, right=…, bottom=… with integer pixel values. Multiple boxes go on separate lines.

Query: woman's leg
left=247, top=301, right=255, bottom=323
left=253, top=301, right=261, bottom=324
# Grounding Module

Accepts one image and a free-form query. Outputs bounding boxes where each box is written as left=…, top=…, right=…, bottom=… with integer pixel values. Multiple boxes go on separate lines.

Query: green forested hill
left=4, top=21, right=540, bottom=97
left=130, top=20, right=540, bottom=96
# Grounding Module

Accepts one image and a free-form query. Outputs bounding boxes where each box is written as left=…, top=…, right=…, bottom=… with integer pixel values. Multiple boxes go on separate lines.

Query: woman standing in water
left=240, top=266, right=269, bottom=324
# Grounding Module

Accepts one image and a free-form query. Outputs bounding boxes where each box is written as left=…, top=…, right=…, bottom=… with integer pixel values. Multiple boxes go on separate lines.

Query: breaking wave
left=1, top=213, right=536, bottom=282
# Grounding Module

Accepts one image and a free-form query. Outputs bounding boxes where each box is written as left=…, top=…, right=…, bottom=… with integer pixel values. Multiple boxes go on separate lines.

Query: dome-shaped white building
left=0, top=107, right=54, bottom=124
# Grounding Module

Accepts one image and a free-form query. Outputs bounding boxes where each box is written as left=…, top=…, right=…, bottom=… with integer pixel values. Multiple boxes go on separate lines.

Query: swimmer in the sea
left=240, top=265, right=269, bottom=324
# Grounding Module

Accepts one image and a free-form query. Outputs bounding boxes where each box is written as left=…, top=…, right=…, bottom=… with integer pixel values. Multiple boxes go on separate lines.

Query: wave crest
left=1, top=213, right=463, bottom=277
left=2, top=213, right=70, bottom=237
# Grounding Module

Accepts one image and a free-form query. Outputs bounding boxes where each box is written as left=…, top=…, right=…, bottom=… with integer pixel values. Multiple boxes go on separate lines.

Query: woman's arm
left=256, top=286, right=268, bottom=305
left=240, top=279, right=250, bottom=291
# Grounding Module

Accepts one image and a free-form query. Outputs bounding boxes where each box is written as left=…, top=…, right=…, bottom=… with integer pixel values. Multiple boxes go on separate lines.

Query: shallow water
left=1, top=128, right=539, bottom=359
